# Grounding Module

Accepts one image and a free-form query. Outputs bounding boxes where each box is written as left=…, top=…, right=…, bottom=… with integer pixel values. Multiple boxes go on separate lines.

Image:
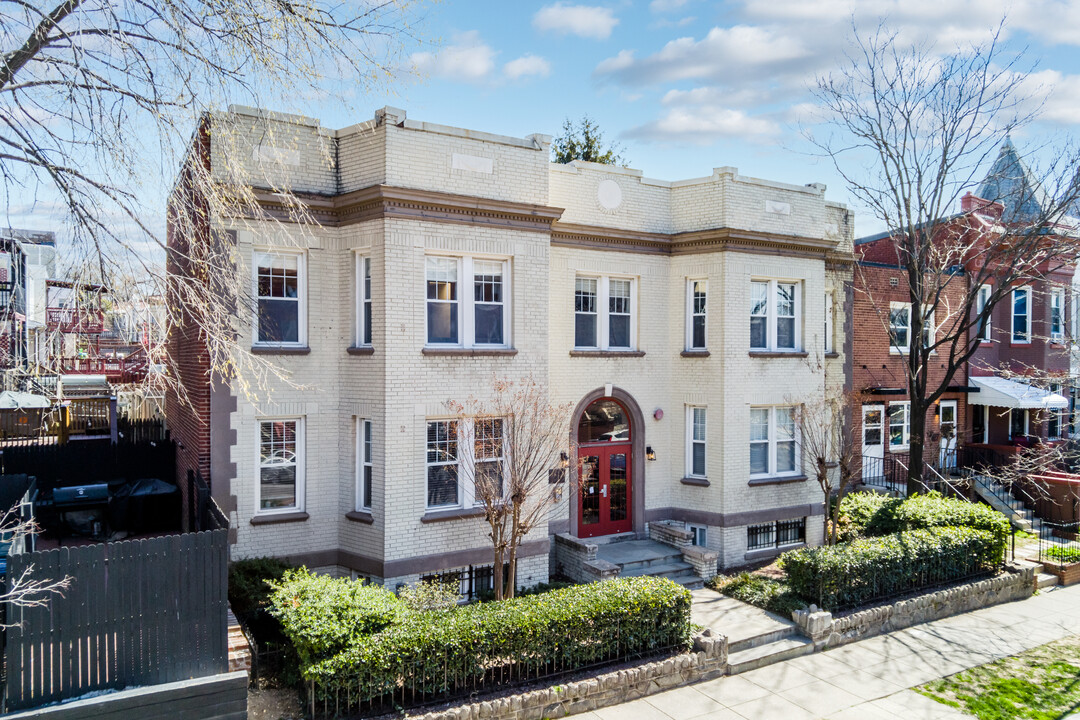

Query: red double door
left=578, top=443, right=632, bottom=538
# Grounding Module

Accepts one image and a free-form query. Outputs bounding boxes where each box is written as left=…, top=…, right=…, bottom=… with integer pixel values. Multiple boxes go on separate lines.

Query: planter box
left=1046, top=561, right=1080, bottom=586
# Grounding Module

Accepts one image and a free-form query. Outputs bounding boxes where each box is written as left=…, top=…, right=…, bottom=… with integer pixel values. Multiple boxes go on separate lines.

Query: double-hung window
left=425, top=256, right=510, bottom=348
left=574, top=275, right=636, bottom=350
left=1051, top=288, right=1065, bottom=343
left=687, top=407, right=707, bottom=478
left=258, top=418, right=304, bottom=513
left=749, top=406, right=798, bottom=477
left=686, top=280, right=707, bottom=350
left=888, top=402, right=910, bottom=450
left=750, top=280, right=800, bottom=352
left=976, top=284, right=992, bottom=342
left=889, top=303, right=932, bottom=352
left=1012, top=287, right=1031, bottom=343
left=356, top=255, right=372, bottom=346
left=426, top=418, right=508, bottom=509
left=356, top=419, right=373, bottom=511
left=1049, top=385, right=1063, bottom=438
left=254, top=251, right=306, bottom=346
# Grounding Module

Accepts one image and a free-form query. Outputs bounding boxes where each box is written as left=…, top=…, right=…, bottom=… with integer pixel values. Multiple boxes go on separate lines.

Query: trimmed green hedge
left=863, top=492, right=1010, bottom=550
left=781, top=526, right=1002, bottom=610
left=269, top=570, right=403, bottom=666
left=707, top=572, right=807, bottom=617
left=270, top=573, right=692, bottom=702
left=837, top=492, right=896, bottom=533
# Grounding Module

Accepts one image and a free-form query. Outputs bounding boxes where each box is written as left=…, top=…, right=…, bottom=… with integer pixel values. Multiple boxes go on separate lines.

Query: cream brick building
left=167, top=106, right=854, bottom=591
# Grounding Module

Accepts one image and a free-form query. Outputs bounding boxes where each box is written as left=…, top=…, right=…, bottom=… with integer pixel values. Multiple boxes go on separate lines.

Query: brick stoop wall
left=649, top=521, right=719, bottom=581
left=227, top=608, right=251, bottom=674
left=414, top=631, right=727, bottom=720
left=1044, top=562, right=1080, bottom=586
left=792, top=563, right=1036, bottom=651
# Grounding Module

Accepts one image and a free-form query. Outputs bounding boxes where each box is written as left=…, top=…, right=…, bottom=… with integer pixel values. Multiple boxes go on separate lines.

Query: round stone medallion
left=596, top=179, right=623, bottom=212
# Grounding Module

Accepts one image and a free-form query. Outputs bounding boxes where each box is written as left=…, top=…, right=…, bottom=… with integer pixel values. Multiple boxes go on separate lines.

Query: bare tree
left=0, top=504, right=70, bottom=624
left=449, top=376, right=574, bottom=601
left=1, top=0, right=429, bottom=398
left=808, top=23, right=1080, bottom=494
left=796, top=388, right=864, bottom=545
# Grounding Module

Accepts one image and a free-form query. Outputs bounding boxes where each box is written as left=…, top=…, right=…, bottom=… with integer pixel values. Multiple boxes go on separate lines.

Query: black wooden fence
left=0, top=438, right=175, bottom=492
left=3, top=529, right=229, bottom=711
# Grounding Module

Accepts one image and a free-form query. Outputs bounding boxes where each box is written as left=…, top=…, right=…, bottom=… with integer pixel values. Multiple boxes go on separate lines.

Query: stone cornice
left=551, top=221, right=849, bottom=259
left=245, top=185, right=564, bottom=232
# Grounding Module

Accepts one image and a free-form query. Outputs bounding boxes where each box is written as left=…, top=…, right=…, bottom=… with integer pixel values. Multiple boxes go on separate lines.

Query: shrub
left=281, top=576, right=692, bottom=702
left=838, top=492, right=898, bottom=534
left=268, top=569, right=403, bottom=666
left=1045, top=546, right=1080, bottom=563
left=397, top=579, right=461, bottom=612
left=864, top=492, right=1010, bottom=550
left=708, top=572, right=807, bottom=617
left=228, top=557, right=294, bottom=638
left=781, top=526, right=1002, bottom=610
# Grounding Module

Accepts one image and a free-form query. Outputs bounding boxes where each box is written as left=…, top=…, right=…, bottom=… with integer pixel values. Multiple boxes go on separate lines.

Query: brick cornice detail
left=242, top=184, right=564, bottom=232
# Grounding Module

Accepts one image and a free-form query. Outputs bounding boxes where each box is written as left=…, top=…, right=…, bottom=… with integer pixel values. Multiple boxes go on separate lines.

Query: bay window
left=258, top=418, right=304, bottom=513
left=749, top=406, right=798, bottom=477
left=1051, top=288, right=1065, bottom=343
left=426, top=418, right=508, bottom=510
left=686, top=280, right=707, bottom=351
left=687, top=406, right=707, bottom=478
left=254, top=251, right=306, bottom=346
left=750, top=280, right=800, bottom=352
left=976, top=284, right=992, bottom=342
left=356, top=419, right=373, bottom=511
left=1012, top=287, right=1031, bottom=343
left=574, top=275, right=636, bottom=351
left=425, top=256, right=510, bottom=348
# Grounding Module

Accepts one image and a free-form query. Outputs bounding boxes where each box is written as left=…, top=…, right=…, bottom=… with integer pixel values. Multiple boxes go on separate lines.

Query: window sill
left=420, top=506, right=487, bottom=523
left=250, top=511, right=309, bottom=525
left=345, top=510, right=374, bottom=524
left=748, top=351, right=808, bottom=358
left=422, top=348, right=518, bottom=357
left=680, top=350, right=711, bottom=358
left=347, top=346, right=375, bottom=356
left=748, top=474, right=807, bottom=486
left=680, top=476, right=710, bottom=487
left=251, top=345, right=311, bottom=356
left=569, top=350, right=646, bottom=358
left=889, top=446, right=910, bottom=453
left=824, top=351, right=840, bottom=359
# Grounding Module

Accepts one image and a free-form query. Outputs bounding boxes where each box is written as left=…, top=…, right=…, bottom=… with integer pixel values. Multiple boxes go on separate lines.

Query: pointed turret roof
left=975, top=136, right=1053, bottom=222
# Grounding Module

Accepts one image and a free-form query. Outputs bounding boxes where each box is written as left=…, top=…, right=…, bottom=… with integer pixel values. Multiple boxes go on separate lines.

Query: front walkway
left=578, top=584, right=1080, bottom=720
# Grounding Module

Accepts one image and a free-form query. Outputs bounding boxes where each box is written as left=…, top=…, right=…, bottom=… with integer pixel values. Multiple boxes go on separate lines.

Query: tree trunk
left=908, top=401, right=927, bottom=496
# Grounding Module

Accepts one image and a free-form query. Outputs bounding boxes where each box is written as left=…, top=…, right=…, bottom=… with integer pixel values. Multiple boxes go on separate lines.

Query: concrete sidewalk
left=576, top=584, right=1080, bottom=720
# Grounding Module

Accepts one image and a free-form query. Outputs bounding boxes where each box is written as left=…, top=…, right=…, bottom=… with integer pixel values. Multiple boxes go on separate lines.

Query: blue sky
left=9, top=1, right=1080, bottom=246
left=339, top=0, right=1080, bottom=237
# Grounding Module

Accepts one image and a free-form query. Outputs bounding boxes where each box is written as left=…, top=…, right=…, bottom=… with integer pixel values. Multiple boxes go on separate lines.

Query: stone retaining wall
left=792, top=564, right=1036, bottom=650
left=551, top=533, right=618, bottom=584
left=415, top=631, right=728, bottom=720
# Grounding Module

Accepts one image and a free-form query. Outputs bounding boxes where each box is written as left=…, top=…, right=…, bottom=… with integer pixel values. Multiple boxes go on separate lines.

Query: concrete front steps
left=595, top=539, right=704, bottom=590
left=725, top=625, right=813, bottom=675
left=974, top=475, right=1042, bottom=533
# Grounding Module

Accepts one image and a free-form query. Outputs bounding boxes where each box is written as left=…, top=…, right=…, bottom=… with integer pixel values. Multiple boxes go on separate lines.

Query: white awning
left=968, top=376, right=1069, bottom=410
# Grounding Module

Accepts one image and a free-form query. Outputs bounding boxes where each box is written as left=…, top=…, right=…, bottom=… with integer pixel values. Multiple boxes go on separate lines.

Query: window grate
left=747, top=518, right=806, bottom=551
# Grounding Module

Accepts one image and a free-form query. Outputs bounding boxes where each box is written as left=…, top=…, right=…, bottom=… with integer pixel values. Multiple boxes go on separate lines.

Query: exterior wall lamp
left=646, top=446, right=656, bottom=461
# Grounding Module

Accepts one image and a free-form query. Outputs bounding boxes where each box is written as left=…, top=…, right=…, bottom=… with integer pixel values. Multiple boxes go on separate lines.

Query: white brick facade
left=178, top=106, right=853, bottom=588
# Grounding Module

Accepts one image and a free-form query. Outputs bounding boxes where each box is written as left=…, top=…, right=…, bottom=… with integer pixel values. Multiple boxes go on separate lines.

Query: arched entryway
left=570, top=388, right=646, bottom=538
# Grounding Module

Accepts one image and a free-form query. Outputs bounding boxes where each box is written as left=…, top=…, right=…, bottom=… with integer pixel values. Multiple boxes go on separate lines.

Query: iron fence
left=1038, top=520, right=1080, bottom=571
left=305, top=616, right=687, bottom=719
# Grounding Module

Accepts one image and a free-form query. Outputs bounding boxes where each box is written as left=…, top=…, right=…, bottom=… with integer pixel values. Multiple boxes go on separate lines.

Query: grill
left=52, top=483, right=110, bottom=539
left=53, top=484, right=109, bottom=506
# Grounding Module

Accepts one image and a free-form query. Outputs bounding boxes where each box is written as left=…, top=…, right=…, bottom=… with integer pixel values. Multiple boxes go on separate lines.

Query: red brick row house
left=852, top=139, right=1075, bottom=493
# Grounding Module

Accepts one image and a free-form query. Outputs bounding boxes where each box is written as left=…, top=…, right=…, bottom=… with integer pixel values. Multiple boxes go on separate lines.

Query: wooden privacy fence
left=0, top=438, right=176, bottom=492
left=3, top=529, right=229, bottom=712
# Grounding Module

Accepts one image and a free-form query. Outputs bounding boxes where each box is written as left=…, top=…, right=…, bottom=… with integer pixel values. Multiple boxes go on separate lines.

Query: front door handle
left=601, top=484, right=607, bottom=498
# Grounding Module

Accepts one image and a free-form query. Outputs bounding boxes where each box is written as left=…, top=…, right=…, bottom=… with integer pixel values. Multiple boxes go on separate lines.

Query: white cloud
left=504, top=55, right=551, bottom=80
left=594, top=25, right=812, bottom=86
left=533, top=3, right=619, bottom=40
left=1015, top=69, right=1080, bottom=125
left=626, top=106, right=780, bottom=143
left=410, top=31, right=496, bottom=82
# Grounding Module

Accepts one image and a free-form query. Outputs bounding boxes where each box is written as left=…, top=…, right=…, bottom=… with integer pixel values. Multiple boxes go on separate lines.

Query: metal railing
left=1038, top=520, right=1080, bottom=572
